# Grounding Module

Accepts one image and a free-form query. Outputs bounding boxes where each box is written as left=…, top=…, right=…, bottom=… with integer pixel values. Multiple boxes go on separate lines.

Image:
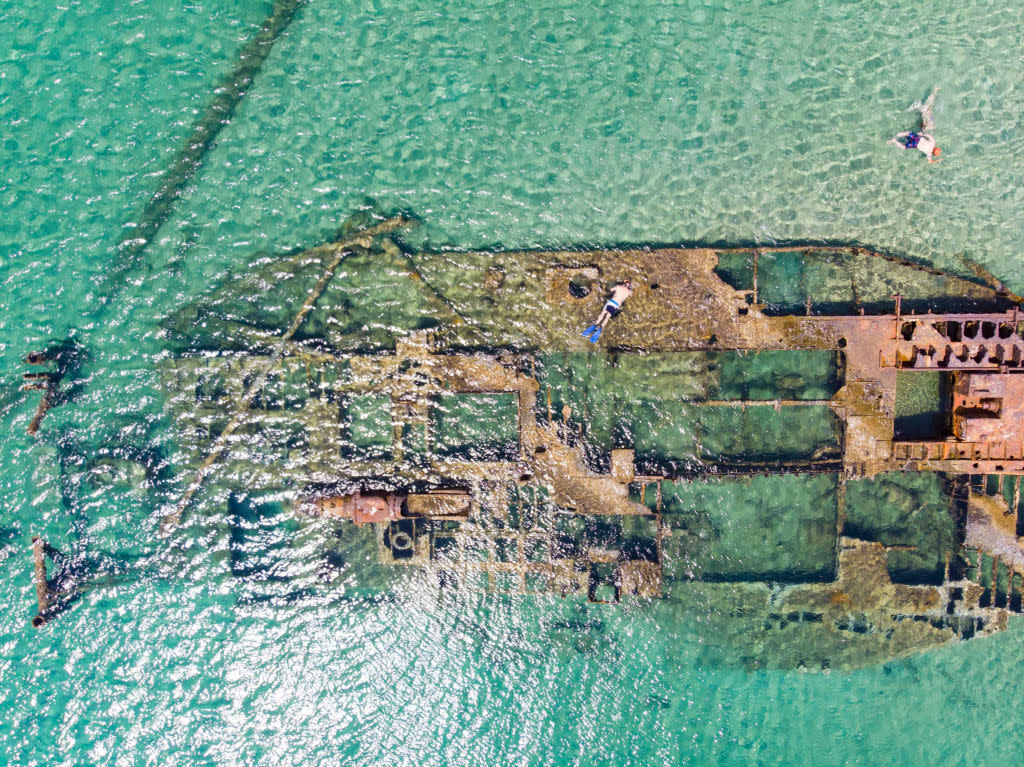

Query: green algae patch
left=252, top=363, right=311, bottom=411
left=713, top=252, right=755, bottom=292
left=844, top=472, right=956, bottom=584
left=659, top=473, right=838, bottom=583
left=535, top=351, right=841, bottom=472
left=628, top=403, right=840, bottom=474
left=166, top=246, right=452, bottom=354
left=714, top=350, right=840, bottom=400
left=711, top=248, right=1013, bottom=316
left=757, top=251, right=807, bottom=313
left=893, top=371, right=947, bottom=439
left=309, top=250, right=450, bottom=350
left=344, top=393, right=393, bottom=454
left=430, top=392, right=519, bottom=461
left=694, top=405, right=839, bottom=463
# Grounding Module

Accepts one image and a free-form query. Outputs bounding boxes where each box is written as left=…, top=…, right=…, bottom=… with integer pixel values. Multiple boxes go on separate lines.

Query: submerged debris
left=20, top=338, right=87, bottom=435
left=97, top=0, right=307, bottom=301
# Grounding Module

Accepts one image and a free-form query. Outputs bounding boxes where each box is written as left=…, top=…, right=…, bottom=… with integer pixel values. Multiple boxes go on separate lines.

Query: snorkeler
left=581, top=279, right=633, bottom=343
left=888, top=86, right=942, bottom=163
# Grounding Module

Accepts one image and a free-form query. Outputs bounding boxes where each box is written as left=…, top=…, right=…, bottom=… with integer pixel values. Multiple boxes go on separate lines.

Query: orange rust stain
left=830, top=589, right=851, bottom=607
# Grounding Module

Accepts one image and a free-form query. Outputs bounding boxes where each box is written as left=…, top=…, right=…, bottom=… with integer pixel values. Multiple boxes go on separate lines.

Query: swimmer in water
left=888, top=86, right=942, bottom=163
left=581, top=279, right=633, bottom=344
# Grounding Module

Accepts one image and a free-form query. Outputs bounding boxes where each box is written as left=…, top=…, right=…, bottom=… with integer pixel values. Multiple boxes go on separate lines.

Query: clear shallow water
left=3, top=0, right=1024, bottom=764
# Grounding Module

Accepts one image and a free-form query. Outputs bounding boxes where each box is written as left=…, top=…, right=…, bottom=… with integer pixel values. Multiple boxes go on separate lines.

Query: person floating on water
left=581, top=279, right=633, bottom=343
left=888, top=86, right=942, bottom=163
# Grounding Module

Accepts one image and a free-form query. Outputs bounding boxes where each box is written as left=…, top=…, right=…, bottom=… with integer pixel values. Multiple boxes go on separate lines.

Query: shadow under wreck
left=143, top=216, right=1024, bottom=669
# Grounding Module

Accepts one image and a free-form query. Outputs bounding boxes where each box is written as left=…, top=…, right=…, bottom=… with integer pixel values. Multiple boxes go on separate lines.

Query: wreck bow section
left=159, top=234, right=1024, bottom=668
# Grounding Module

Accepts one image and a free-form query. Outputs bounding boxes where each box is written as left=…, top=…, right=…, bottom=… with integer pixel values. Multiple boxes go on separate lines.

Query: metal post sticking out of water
left=892, top=292, right=902, bottom=341
left=31, top=537, right=50, bottom=625
left=98, top=0, right=306, bottom=301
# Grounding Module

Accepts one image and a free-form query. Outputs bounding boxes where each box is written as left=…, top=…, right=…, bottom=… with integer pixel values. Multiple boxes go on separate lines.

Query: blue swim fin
left=588, top=326, right=603, bottom=343
left=581, top=325, right=598, bottom=339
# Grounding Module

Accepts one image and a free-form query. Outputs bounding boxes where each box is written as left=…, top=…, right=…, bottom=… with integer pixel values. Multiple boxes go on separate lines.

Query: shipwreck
left=35, top=212, right=1024, bottom=669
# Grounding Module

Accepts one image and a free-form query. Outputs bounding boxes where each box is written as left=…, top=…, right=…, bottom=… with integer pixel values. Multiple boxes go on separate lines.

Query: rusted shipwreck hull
left=153, top=219, right=1024, bottom=669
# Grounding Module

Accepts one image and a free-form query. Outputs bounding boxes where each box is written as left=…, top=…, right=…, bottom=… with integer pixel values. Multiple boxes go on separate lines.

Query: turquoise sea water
left=3, top=1, right=1024, bottom=764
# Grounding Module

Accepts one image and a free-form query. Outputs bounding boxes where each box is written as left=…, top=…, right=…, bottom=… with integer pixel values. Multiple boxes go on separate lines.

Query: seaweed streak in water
left=98, top=0, right=305, bottom=302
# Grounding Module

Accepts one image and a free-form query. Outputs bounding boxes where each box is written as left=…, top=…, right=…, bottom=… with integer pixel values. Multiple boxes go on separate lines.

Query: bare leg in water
left=909, top=86, right=939, bottom=132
